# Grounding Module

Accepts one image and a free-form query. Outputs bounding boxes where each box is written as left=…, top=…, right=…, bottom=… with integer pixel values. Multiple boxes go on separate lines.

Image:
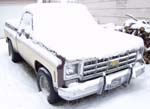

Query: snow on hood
left=31, top=3, right=144, bottom=61
left=34, top=26, right=143, bottom=61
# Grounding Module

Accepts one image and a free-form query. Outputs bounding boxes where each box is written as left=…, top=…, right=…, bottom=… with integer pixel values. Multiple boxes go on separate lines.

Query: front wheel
left=37, top=67, right=60, bottom=104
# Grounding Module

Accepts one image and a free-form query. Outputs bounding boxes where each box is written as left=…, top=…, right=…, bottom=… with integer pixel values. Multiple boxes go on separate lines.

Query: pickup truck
left=4, top=3, right=145, bottom=104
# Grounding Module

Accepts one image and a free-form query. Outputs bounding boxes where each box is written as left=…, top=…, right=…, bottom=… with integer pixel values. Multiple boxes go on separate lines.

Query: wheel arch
left=35, top=60, right=58, bottom=91
left=34, top=61, right=50, bottom=74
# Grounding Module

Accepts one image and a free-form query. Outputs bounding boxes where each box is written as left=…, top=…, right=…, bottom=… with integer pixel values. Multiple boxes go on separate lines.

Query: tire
left=8, top=40, right=22, bottom=63
left=37, top=67, right=60, bottom=104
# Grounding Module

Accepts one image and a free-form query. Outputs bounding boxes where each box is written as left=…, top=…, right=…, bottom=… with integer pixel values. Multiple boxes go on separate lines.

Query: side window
left=22, top=13, right=32, bottom=27
left=20, top=12, right=33, bottom=31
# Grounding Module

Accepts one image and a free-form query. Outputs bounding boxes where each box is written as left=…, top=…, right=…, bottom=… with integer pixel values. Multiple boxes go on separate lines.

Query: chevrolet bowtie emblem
left=111, top=60, right=119, bottom=66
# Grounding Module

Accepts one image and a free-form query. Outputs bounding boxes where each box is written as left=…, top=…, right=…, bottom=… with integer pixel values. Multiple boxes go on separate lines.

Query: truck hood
left=34, top=26, right=144, bottom=61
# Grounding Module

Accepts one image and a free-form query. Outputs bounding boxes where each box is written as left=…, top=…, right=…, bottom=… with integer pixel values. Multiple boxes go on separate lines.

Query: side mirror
left=17, top=28, right=25, bottom=36
left=24, top=26, right=32, bottom=39
left=17, top=31, right=22, bottom=36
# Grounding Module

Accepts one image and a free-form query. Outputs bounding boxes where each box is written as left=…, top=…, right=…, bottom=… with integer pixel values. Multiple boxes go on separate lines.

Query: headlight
left=137, top=47, right=144, bottom=60
left=64, top=61, right=81, bottom=80
left=66, top=64, right=78, bottom=76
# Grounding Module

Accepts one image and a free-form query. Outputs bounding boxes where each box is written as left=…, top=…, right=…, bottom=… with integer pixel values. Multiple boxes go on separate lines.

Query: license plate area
left=110, top=78, right=121, bottom=88
left=105, top=70, right=130, bottom=90
left=106, top=77, right=122, bottom=90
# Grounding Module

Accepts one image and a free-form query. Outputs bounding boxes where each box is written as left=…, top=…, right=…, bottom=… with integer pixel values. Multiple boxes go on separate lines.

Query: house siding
left=79, top=0, right=150, bottom=24
left=1, top=0, right=150, bottom=37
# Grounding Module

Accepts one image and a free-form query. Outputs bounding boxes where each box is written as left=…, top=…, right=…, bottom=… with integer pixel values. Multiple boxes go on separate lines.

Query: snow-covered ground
left=0, top=38, right=150, bottom=109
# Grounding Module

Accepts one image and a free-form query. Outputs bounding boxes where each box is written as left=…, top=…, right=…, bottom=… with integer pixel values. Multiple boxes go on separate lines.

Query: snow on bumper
left=58, top=63, right=145, bottom=101
left=58, top=77, right=104, bottom=101
left=132, top=62, right=145, bottom=78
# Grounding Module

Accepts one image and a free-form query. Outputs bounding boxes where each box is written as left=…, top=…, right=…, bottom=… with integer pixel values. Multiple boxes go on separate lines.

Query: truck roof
left=24, top=3, right=86, bottom=14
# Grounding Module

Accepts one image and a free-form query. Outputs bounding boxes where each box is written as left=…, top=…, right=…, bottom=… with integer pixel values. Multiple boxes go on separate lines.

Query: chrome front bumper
left=58, top=62, right=145, bottom=101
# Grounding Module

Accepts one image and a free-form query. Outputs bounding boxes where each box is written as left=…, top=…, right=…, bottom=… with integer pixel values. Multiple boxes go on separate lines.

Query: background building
left=0, top=0, right=150, bottom=38
left=79, top=0, right=150, bottom=25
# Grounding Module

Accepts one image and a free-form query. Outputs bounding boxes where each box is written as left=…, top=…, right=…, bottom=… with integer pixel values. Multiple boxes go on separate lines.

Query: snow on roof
left=23, top=3, right=85, bottom=14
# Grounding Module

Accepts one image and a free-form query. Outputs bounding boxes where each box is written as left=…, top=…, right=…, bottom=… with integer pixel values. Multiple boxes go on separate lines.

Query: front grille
left=82, top=50, right=137, bottom=80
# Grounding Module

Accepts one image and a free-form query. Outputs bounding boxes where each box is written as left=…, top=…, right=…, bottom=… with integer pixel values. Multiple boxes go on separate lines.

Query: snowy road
left=0, top=39, right=150, bottom=109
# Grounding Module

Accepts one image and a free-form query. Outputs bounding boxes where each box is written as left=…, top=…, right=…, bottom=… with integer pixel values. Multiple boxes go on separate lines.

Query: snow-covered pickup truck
left=4, top=3, right=145, bottom=104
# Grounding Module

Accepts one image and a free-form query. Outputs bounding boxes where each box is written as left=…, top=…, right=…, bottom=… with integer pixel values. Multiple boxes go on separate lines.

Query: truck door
left=16, top=11, right=34, bottom=66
